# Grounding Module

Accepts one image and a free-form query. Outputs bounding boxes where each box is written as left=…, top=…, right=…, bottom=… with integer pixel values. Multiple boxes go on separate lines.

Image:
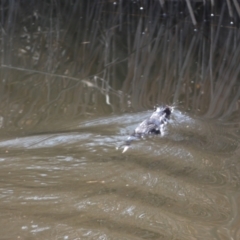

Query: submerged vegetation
left=0, top=0, right=240, bottom=130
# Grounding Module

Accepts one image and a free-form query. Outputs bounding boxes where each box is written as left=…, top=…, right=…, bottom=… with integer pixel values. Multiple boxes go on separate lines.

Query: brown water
left=0, top=108, right=240, bottom=239
left=1, top=1, right=240, bottom=239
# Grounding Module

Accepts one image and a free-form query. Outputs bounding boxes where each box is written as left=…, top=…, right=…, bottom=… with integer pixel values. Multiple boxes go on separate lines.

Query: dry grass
left=0, top=0, right=240, bottom=130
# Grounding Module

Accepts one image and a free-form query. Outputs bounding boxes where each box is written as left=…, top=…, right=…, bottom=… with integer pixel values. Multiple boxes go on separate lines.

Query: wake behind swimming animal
left=122, top=106, right=172, bottom=153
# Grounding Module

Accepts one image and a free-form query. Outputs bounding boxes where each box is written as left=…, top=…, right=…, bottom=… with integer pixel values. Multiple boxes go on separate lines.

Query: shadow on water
left=1, top=1, right=240, bottom=239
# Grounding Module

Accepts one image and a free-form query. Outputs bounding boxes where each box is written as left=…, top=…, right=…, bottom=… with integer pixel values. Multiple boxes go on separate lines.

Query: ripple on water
left=107, top=160, right=232, bottom=223
left=0, top=108, right=239, bottom=239
left=73, top=191, right=228, bottom=239
left=168, top=110, right=239, bottom=153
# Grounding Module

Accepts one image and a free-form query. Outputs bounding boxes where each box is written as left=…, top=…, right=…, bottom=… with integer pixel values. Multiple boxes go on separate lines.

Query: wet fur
left=122, top=106, right=172, bottom=152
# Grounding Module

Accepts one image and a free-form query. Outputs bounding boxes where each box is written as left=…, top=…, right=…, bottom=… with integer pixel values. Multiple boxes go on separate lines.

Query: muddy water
left=0, top=109, right=239, bottom=239
left=1, top=1, right=240, bottom=239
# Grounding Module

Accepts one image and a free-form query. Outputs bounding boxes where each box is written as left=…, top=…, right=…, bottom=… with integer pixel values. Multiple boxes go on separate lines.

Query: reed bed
left=0, top=0, right=240, bottom=130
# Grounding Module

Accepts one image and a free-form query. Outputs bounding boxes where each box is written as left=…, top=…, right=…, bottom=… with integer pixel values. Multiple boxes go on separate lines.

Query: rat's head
left=163, top=106, right=171, bottom=116
left=156, top=106, right=171, bottom=114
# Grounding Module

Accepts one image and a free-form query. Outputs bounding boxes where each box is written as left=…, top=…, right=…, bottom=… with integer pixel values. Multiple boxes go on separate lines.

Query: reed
left=0, top=0, right=240, bottom=130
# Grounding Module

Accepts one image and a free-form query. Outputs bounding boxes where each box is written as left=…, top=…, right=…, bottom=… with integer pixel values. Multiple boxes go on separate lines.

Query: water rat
left=122, top=106, right=172, bottom=153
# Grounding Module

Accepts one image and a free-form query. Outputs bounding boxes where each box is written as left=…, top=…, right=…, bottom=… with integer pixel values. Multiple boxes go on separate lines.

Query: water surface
left=0, top=108, right=239, bottom=239
left=1, top=1, right=240, bottom=239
